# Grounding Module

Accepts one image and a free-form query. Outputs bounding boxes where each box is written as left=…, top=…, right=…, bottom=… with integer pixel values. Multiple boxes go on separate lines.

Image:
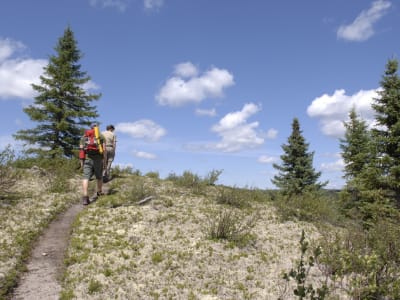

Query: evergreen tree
left=272, top=118, right=327, bottom=195
left=340, top=107, right=371, bottom=181
left=14, top=26, right=100, bottom=158
left=371, top=59, right=400, bottom=207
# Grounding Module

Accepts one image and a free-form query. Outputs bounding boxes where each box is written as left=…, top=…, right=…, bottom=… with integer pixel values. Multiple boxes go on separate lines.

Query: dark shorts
left=83, top=156, right=103, bottom=180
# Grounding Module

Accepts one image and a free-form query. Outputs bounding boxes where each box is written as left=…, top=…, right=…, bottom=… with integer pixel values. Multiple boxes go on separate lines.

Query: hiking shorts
left=83, top=157, right=103, bottom=180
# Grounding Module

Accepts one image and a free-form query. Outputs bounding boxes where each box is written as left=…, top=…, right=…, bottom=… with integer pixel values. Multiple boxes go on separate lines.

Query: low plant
left=206, top=209, right=258, bottom=247
left=0, top=145, right=19, bottom=200
left=273, top=191, right=341, bottom=225
left=280, top=230, right=329, bottom=300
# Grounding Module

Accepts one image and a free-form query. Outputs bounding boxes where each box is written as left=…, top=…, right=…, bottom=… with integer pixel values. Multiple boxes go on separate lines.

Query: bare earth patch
left=11, top=203, right=83, bottom=300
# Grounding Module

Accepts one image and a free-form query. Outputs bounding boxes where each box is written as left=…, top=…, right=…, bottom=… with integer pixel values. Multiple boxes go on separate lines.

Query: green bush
left=215, top=187, right=249, bottom=208
left=273, top=192, right=341, bottom=225
left=280, top=230, right=329, bottom=300
left=317, top=216, right=400, bottom=299
left=206, top=209, right=258, bottom=247
left=0, top=145, right=19, bottom=200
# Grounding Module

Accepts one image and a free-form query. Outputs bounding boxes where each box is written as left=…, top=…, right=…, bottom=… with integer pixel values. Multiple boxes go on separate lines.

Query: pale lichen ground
left=0, top=167, right=80, bottom=295
left=61, top=176, right=343, bottom=300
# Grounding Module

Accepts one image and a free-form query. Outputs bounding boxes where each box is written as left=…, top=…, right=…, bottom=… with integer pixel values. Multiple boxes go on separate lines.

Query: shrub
left=273, top=191, right=341, bottom=225
left=280, top=230, right=329, bottom=300
left=204, top=169, right=223, bottom=185
left=206, top=209, right=258, bottom=247
left=215, top=187, right=249, bottom=208
left=317, top=216, right=400, bottom=299
left=0, top=145, right=19, bottom=199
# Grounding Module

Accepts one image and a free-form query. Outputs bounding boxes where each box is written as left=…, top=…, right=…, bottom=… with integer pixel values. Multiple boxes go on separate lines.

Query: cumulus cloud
left=88, top=0, right=130, bottom=12
left=144, top=0, right=164, bottom=10
left=133, top=150, right=157, bottom=160
left=0, top=38, right=46, bottom=100
left=265, top=128, right=278, bottom=139
left=258, top=155, right=278, bottom=164
left=337, top=0, right=391, bottom=42
left=116, top=119, right=166, bottom=142
left=209, top=103, right=264, bottom=152
left=320, top=158, right=344, bottom=172
left=156, top=62, right=234, bottom=107
left=307, top=89, right=378, bottom=137
left=195, top=108, right=217, bottom=117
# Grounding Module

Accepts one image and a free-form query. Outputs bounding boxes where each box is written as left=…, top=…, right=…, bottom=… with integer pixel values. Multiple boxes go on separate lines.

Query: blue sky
left=0, top=0, right=399, bottom=189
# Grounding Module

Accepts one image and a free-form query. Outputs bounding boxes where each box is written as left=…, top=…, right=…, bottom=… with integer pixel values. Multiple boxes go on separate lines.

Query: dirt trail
left=11, top=203, right=84, bottom=300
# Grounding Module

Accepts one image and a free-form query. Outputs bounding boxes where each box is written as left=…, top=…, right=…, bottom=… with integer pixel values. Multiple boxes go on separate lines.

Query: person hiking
left=79, top=123, right=106, bottom=205
left=102, top=124, right=117, bottom=182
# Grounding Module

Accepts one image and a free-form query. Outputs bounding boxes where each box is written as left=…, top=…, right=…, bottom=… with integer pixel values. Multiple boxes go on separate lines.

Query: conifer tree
left=272, top=118, right=327, bottom=195
left=14, top=26, right=100, bottom=158
left=340, top=107, right=371, bottom=181
left=371, top=58, right=400, bottom=207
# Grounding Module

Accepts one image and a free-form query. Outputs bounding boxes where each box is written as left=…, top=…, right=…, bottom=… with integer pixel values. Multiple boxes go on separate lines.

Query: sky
left=0, top=0, right=399, bottom=189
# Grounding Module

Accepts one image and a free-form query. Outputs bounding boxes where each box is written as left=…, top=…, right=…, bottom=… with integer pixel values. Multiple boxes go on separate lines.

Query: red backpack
left=83, top=129, right=100, bottom=154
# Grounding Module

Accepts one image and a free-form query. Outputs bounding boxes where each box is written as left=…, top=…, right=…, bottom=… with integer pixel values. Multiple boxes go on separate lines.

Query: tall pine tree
left=371, top=58, right=400, bottom=207
left=340, top=107, right=371, bottom=181
left=14, top=26, right=100, bottom=158
left=272, top=118, right=327, bottom=195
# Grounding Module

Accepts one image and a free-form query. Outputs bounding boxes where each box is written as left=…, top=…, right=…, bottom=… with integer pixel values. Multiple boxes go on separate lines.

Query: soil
left=11, top=203, right=83, bottom=300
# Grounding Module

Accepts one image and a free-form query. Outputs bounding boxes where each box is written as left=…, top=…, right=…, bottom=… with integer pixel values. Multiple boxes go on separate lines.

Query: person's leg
left=82, top=179, right=89, bottom=196
left=93, top=156, right=103, bottom=194
left=82, top=159, right=93, bottom=205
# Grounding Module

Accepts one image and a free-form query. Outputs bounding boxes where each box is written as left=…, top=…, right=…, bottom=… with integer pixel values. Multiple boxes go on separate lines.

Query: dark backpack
left=83, top=129, right=99, bottom=154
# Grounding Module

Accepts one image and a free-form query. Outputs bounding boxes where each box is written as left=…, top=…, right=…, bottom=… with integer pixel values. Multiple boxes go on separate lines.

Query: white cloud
left=265, top=128, right=278, bottom=139
left=210, top=103, right=264, bottom=152
left=144, top=0, right=164, bottom=10
left=307, top=89, right=378, bottom=137
left=133, top=150, right=157, bottom=160
left=116, top=119, right=166, bottom=142
left=156, top=62, right=234, bottom=107
left=258, top=155, right=278, bottom=164
left=320, top=158, right=344, bottom=172
left=89, top=0, right=130, bottom=12
left=337, top=0, right=391, bottom=42
left=195, top=108, right=217, bottom=117
left=0, top=38, right=46, bottom=100
left=174, top=62, right=198, bottom=78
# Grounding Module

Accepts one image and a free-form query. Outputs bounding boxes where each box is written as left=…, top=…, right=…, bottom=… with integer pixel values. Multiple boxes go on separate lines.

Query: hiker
left=102, top=124, right=117, bottom=182
left=79, top=123, right=106, bottom=205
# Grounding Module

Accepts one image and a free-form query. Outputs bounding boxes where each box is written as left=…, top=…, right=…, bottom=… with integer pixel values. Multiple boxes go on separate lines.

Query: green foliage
left=111, top=164, right=137, bottom=177
left=318, top=216, right=400, bottom=299
left=13, top=26, right=100, bottom=158
left=14, top=155, right=80, bottom=193
left=87, top=279, right=102, bottom=294
left=272, top=118, right=327, bottom=196
left=0, top=145, right=19, bottom=200
left=340, top=107, right=372, bottom=181
left=166, top=170, right=219, bottom=194
left=204, top=169, right=223, bottom=185
left=281, top=230, right=329, bottom=300
left=273, top=192, right=341, bottom=225
left=206, top=209, right=258, bottom=247
left=215, top=187, right=250, bottom=208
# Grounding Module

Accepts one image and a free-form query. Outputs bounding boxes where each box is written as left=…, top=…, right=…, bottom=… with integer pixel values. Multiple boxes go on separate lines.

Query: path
left=11, top=203, right=84, bottom=300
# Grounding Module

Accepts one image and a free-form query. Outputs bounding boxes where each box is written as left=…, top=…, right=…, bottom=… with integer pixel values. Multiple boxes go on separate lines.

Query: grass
left=5, top=166, right=398, bottom=299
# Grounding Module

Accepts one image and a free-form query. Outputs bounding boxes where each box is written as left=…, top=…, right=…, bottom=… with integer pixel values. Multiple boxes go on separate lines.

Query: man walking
left=102, top=124, right=117, bottom=182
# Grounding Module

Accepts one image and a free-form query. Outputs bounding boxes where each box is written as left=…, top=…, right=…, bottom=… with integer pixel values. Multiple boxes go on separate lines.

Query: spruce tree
left=340, top=107, right=371, bottom=181
left=272, top=118, right=327, bottom=195
left=371, top=58, right=400, bottom=207
left=14, top=26, right=100, bottom=158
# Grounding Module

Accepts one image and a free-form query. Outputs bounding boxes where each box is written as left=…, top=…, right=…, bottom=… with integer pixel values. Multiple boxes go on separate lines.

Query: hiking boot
left=97, top=191, right=104, bottom=197
left=82, top=196, right=90, bottom=206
